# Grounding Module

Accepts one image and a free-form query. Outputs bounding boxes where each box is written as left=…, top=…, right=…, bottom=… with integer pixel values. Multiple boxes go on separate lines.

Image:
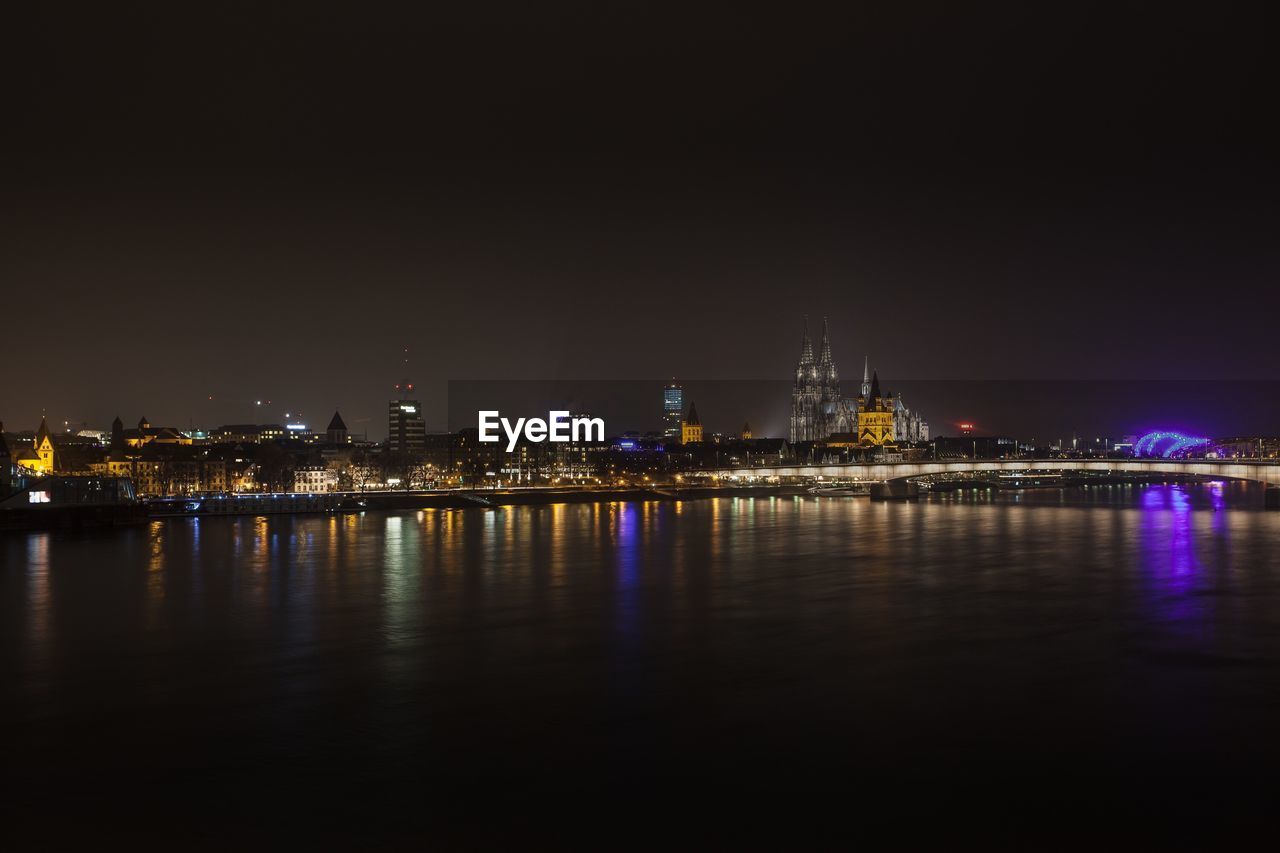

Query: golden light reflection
left=549, top=503, right=566, bottom=585
left=146, top=520, right=167, bottom=626
left=25, top=533, right=51, bottom=652
left=253, top=516, right=269, bottom=571
left=327, top=515, right=339, bottom=573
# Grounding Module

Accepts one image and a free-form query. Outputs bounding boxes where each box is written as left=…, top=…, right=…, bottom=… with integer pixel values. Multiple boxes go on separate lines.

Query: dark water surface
left=5, top=484, right=1280, bottom=847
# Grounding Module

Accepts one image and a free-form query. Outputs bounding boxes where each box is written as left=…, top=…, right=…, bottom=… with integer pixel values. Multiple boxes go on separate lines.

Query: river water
left=4, top=483, right=1279, bottom=847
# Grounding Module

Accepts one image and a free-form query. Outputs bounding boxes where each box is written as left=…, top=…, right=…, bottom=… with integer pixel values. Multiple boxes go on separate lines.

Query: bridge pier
left=870, top=481, right=919, bottom=501
left=1266, top=487, right=1280, bottom=510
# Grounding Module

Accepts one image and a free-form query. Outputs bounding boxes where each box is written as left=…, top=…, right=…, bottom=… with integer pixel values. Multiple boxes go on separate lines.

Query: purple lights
left=1134, top=431, right=1211, bottom=458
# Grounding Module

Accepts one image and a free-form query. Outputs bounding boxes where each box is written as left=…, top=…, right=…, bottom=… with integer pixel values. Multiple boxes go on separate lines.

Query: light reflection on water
left=3, top=482, right=1280, bottom=842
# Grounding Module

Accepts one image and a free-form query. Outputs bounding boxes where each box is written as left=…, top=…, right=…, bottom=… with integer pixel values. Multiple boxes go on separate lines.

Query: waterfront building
left=682, top=403, right=704, bottom=445
left=741, top=421, right=753, bottom=440
left=663, top=382, right=684, bottom=439
left=293, top=465, right=338, bottom=493
left=388, top=383, right=426, bottom=452
left=857, top=371, right=895, bottom=446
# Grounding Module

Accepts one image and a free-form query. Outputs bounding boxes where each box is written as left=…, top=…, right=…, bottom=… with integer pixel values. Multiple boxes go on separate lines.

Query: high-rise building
left=388, top=383, right=426, bottom=452
left=682, top=403, right=703, bottom=445
left=662, top=382, right=684, bottom=439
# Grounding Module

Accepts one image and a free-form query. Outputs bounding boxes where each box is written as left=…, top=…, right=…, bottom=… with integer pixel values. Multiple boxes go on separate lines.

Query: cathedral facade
left=789, top=318, right=858, bottom=444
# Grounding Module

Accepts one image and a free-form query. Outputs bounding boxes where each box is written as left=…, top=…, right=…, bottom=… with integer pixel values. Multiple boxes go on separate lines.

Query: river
left=3, top=483, right=1278, bottom=847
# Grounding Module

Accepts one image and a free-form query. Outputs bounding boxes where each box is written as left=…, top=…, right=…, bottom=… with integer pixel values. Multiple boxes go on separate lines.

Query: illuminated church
left=856, top=371, right=895, bottom=445
left=788, top=318, right=929, bottom=447
left=8, top=416, right=56, bottom=474
left=788, top=317, right=858, bottom=444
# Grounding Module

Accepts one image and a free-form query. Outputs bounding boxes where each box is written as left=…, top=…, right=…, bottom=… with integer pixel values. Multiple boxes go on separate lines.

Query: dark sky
left=4, top=2, right=1276, bottom=437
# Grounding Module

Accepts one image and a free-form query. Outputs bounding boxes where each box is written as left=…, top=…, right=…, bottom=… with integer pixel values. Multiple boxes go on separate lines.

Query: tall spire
left=798, top=316, right=814, bottom=365
left=867, top=370, right=882, bottom=406
left=818, top=316, right=832, bottom=365
left=863, top=356, right=870, bottom=384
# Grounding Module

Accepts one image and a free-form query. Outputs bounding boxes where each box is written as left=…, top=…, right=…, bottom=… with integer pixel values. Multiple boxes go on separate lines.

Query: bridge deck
left=717, top=458, right=1280, bottom=484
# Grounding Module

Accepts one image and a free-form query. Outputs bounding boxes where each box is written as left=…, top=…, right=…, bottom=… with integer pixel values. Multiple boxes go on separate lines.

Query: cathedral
left=788, top=318, right=929, bottom=446
left=789, top=317, right=858, bottom=444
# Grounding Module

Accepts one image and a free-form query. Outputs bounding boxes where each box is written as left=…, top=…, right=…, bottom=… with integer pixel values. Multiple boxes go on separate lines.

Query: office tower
left=663, top=382, right=684, bottom=439
left=388, top=382, right=426, bottom=452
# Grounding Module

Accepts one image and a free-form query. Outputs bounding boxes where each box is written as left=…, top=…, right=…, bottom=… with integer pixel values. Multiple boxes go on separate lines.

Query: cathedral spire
left=863, top=355, right=870, bottom=385
left=798, top=316, right=814, bottom=365
left=818, top=316, right=831, bottom=364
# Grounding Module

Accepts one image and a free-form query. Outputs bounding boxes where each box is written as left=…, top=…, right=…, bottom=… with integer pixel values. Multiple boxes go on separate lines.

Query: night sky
left=4, top=3, right=1276, bottom=438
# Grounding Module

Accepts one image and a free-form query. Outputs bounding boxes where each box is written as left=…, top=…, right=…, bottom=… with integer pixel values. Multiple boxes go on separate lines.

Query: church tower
left=817, top=316, right=841, bottom=420
left=857, top=371, right=895, bottom=446
left=681, top=403, right=703, bottom=445
left=33, top=416, right=55, bottom=473
left=326, top=410, right=349, bottom=445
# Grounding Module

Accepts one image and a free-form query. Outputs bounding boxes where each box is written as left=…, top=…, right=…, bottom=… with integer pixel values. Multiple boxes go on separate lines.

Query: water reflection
left=613, top=501, right=641, bottom=653
left=4, top=482, right=1279, bottom=843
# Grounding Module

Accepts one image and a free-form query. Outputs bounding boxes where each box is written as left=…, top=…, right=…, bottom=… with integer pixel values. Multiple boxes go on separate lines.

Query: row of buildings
left=0, top=406, right=788, bottom=496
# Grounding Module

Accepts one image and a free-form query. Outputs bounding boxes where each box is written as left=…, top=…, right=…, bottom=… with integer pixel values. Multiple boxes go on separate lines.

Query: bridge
left=716, top=458, right=1280, bottom=486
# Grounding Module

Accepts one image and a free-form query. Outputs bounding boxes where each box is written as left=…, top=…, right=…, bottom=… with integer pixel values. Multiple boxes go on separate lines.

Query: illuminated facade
left=10, top=416, right=56, bottom=474
left=293, top=465, right=338, bottom=493
left=682, top=403, right=703, bottom=445
left=32, top=417, right=55, bottom=473
left=663, top=383, right=684, bottom=439
left=857, top=371, right=895, bottom=446
left=122, top=416, right=193, bottom=448
left=790, top=317, right=859, bottom=444
left=889, top=392, right=929, bottom=443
